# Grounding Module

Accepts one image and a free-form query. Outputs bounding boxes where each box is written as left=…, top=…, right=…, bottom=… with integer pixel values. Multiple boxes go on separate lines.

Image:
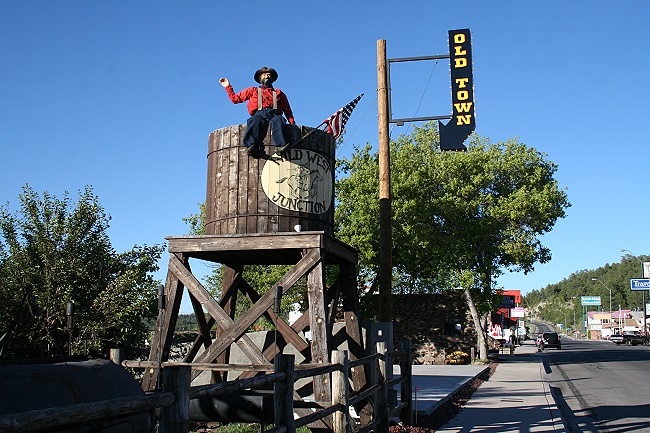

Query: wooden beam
left=159, top=365, right=191, bottom=433
left=340, top=262, right=366, bottom=365
left=236, top=279, right=311, bottom=380
left=187, top=291, right=212, bottom=355
left=142, top=254, right=187, bottom=391
left=377, top=39, right=393, bottom=322
left=322, top=236, right=358, bottom=265
left=332, top=350, right=348, bottom=433
left=186, top=266, right=242, bottom=364
left=326, top=279, right=342, bottom=335
left=240, top=279, right=309, bottom=352
left=167, top=254, right=270, bottom=372
left=166, top=233, right=358, bottom=264
left=340, top=261, right=371, bottom=426
left=213, top=265, right=241, bottom=381
left=188, top=248, right=321, bottom=368
left=307, top=255, right=331, bottom=404
left=167, top=233, right=327, bottom=253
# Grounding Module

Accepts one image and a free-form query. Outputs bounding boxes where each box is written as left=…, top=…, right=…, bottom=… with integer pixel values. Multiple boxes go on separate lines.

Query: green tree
left=0, top=185, right=163, bottom=359
left=336, top=123, right=570, bottom=359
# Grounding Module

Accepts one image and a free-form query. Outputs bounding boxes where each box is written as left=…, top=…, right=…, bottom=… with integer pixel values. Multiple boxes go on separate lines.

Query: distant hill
left=522, top=254, right=648, bottom=328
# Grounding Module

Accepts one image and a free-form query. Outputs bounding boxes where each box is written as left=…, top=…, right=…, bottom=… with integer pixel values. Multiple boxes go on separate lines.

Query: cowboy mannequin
left=219, top=67, right=295, bottom=158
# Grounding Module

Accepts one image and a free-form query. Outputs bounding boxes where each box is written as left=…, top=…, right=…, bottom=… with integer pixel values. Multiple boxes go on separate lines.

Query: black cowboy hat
left=254, top=67, right=278, bottom=83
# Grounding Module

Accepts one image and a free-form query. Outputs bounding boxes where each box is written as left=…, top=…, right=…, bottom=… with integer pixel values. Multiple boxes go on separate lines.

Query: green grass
left=211, top=423, right=312, bottom=433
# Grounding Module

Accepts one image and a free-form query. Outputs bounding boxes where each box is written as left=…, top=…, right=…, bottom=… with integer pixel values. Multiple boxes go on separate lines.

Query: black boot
left=247, top=144, right=263, bottom=159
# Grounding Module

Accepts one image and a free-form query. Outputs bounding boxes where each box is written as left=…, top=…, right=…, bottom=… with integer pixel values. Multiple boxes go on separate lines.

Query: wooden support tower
left=142, top=232, right=366, bottom=386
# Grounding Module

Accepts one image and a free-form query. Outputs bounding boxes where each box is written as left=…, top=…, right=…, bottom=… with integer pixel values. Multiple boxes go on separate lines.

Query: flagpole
left=289, top=121, right=327, bottom=149
left=285, top=94, right=363, bottom=155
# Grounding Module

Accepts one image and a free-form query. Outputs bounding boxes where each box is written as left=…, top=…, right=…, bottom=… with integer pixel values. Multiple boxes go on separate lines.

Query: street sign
left=643, top=262, right=650, bottom=279
left=630, top=278, right=650, bottom=291
left=581, top=296, right=601, bottom=306
left=511, top=307, right=525, bottom=318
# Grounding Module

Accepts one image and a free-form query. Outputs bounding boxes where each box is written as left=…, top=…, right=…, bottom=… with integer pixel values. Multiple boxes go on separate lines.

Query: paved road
left=534, top=322, right=650, bottom=432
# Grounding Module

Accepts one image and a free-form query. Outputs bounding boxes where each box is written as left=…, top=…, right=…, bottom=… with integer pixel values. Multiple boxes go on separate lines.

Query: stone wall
left=370, top=293, right=477, bottom=364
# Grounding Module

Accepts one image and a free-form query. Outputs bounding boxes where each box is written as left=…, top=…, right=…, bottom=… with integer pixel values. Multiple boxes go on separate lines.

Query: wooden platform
left=166, top=231, right=357, bottom=267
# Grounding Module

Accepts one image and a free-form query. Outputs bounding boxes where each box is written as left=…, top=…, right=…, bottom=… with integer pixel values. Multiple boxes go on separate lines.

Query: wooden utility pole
left=377, top=39, right=392, bottom=322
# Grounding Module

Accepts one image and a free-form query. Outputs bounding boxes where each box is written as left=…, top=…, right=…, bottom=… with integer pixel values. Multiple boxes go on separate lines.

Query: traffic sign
left=630, top=278, right=650, bottom=291
left=581, top=296, right=601, bottom=306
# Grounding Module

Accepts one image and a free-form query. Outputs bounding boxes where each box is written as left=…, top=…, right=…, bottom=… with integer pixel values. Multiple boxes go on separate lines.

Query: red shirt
left=225, top=85, right=295, bottom=124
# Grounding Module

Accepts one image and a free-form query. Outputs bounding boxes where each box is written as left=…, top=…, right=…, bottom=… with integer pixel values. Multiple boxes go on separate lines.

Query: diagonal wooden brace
left=168, top=254, right=270, bottom=370
left=187, top=248, right=322, bottom=369
left=239, top=279, right=309, bottom=352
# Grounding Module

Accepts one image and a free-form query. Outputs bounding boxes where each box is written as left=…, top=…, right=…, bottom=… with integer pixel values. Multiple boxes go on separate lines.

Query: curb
left=536, top=351, right=568, bottom=432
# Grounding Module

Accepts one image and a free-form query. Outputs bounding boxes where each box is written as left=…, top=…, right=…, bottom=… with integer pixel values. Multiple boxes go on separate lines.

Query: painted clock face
left=261, top=148, right=333, bottom=214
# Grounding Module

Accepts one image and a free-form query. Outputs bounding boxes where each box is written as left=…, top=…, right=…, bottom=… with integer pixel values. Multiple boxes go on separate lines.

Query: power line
left=390, top=59, right=440, bottom=139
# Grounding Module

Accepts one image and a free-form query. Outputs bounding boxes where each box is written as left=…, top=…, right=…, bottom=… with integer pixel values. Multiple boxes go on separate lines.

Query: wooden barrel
left=205, top=124, right=335, bottom=235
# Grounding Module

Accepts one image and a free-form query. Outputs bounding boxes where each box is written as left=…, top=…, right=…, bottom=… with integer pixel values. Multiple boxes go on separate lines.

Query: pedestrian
left=219, top=67, right=295, bottom=159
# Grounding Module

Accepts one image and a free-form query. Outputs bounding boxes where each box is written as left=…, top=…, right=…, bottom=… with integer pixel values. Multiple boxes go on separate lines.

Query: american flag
left=324, top=93, right=363, bottom=139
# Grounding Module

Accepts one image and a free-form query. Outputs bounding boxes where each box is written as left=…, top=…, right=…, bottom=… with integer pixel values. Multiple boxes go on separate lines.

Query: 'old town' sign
left=439, top=28, right=475, bottom=151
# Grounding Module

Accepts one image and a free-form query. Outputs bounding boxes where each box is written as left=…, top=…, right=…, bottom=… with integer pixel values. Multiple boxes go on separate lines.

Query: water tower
left=142, top=124, right=368, bottom=426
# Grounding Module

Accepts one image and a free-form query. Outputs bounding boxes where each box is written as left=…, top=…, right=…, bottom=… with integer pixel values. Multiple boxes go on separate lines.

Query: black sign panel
left=439, top=28, right=475, bottom=151
left=499, top=295, right=516, bottom=308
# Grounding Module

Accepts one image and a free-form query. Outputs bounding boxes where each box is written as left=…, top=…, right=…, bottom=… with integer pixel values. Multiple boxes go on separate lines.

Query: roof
left=630, top=311, right=650, bottom=324
left=588, top=309, right=631, bottom=319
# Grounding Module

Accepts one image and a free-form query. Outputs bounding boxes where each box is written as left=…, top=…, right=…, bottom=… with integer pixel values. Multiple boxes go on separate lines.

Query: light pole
left=620, top=248, right=644, bottom=275
left=592, top=277, right=612, bottom=338
left=573, top=305, right=576, bottom=333
left=591, top=277, right=612, bottom=314
left=619, top=305, right=624, bottom=334
left=569, top=296, right=578, bottom=338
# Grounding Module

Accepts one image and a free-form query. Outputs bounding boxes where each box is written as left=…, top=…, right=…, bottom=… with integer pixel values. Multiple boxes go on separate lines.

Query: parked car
left=540, top=332, right=561, bottom=349
left=610, top=331, right=650, bottom=346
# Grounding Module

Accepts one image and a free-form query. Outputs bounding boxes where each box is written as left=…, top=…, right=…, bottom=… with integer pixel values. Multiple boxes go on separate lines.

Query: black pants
left=244, top=108, right=287, bottom=148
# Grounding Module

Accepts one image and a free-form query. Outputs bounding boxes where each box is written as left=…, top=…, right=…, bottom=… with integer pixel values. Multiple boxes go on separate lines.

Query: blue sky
left=2, top=1, right=649, bottom=312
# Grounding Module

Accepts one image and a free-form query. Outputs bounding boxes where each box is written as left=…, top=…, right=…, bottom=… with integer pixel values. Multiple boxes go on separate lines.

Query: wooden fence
left=0, top=340, right=412, bottom=433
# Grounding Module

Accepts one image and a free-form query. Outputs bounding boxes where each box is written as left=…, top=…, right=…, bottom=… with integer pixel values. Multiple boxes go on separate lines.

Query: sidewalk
left=435, top=340, right=565, bottom=432
left=393, top=363, right=489, bottom=416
